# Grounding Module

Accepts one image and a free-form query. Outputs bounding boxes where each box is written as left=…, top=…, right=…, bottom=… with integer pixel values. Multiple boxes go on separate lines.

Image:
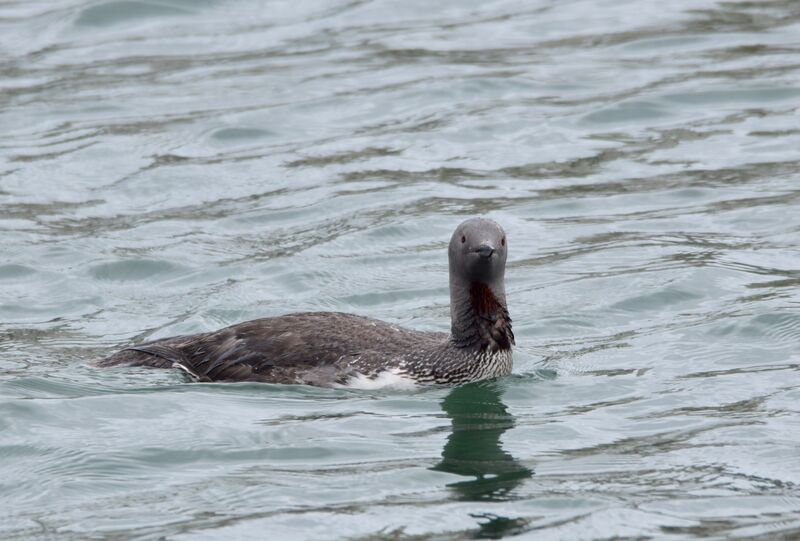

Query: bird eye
left=461, top=235, right=466, bottom=243
left=501, top=237, right=506, bottom=246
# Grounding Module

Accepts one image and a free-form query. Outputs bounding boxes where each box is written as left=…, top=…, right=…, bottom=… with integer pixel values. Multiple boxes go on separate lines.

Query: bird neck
left=449, top=278, right=514, bottom=352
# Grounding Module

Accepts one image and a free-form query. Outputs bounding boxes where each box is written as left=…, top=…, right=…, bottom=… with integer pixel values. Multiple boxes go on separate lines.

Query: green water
left=2, top=0, right=800, bottom=539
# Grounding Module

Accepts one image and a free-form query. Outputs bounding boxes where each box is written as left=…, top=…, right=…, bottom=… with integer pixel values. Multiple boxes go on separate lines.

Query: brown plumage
left=95, top=218, right=514, bottom=387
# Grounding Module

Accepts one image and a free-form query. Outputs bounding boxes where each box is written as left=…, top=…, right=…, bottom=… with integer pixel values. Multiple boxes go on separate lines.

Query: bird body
left=96, top=218, right=514, bottom=387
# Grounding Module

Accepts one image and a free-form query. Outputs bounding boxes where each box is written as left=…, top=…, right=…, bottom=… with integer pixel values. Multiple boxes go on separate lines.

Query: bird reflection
left=432, top=380, right=533, bottom=503
left=432, top=380, right=534, bottom=536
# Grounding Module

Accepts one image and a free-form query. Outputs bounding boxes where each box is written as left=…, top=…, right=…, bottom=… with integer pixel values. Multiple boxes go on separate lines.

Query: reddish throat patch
left=469, top=283, right=514, bottom=352
left=470, top=282, right=501, bottom=316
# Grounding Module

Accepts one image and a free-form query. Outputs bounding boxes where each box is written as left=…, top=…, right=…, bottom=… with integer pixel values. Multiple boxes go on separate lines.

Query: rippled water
left=2, top=0, right=800, bottom=539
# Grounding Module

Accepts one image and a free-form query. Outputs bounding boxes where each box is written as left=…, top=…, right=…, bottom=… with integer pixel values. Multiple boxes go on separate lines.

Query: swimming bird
left=95, top=217, right=514, bottom=388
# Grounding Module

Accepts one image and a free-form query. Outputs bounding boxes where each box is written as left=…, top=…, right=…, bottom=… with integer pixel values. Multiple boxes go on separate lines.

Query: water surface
left=2, top=0, right=800, bottom=539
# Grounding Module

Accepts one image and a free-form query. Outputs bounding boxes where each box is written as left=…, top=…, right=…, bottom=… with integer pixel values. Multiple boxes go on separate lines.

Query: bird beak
left=475, top=244, right=495, bottom=259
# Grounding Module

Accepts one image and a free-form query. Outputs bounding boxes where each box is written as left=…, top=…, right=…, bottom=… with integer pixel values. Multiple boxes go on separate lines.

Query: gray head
left=447, top=217, right=512, bottom=349
left=448, top=217, right=507, bottom=286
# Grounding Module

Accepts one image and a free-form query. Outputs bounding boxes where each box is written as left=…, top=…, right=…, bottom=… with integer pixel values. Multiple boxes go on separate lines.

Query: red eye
left=461, top=235, right=466, bottom=243
left=501, top=237, right=505, bottom=246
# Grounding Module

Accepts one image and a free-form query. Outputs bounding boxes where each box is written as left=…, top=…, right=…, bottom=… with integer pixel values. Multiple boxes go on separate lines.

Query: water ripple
left=2, top=0, right=800, bottom=539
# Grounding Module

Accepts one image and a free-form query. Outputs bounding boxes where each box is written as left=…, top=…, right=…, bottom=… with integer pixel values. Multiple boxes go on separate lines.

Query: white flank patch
left=172, top=362, right=200, bottom=380
left=340, top=368, right=419, bottom=391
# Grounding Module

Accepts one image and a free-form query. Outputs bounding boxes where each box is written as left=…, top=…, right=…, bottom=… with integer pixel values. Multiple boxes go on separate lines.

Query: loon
left=95, top=217, right=514, bottom=388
